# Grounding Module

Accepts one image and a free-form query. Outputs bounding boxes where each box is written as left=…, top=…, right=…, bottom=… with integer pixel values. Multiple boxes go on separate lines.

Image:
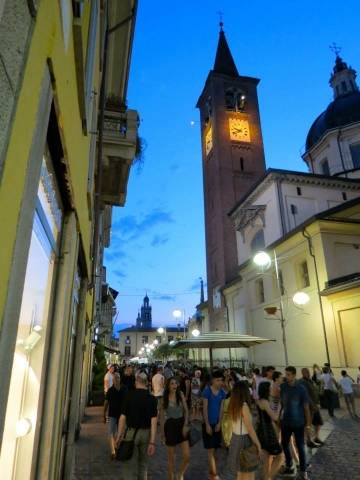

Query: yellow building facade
left=0, top=1, right=137, bottom=478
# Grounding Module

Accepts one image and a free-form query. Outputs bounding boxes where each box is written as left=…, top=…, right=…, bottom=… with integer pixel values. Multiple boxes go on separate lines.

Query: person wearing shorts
left=202, top=370, right=226, bottom=480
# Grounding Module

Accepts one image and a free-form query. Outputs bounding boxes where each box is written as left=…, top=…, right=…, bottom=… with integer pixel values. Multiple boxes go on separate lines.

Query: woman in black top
left=256, top=381, right=283, bottom=480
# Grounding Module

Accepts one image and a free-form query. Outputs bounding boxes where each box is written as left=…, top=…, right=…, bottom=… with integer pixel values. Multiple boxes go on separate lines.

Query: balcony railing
left=100, top=108, right=139, bottom=206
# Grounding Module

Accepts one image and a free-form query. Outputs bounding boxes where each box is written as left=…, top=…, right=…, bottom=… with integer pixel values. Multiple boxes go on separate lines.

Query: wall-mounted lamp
left=16, top=418, right=32, bottom=437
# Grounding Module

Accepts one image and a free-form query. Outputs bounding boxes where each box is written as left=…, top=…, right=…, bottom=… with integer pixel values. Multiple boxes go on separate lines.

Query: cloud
left=113, top=269, right=126, bottom=279
left=156, top=294, right=176, bottom=301
left=113, top=208, right=174, bottom=241
left=151, top=234, right=169, bottom=247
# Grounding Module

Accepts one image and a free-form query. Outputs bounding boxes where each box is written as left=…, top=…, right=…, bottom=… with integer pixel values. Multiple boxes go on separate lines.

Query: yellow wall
left=0, top=1, right=97, bottom=323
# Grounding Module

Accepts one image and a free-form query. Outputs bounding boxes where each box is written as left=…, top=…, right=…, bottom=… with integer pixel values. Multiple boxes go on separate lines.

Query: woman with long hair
left=228, top=381, right=261, bottom=480
left=159, top=377, right=190, bottom=480
left=257, top=381, right=283, bottom=479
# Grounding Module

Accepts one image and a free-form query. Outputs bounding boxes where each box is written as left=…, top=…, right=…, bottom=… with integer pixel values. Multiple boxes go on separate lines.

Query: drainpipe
left=302, top=228, right=331, bottom=365
left=276, top=178, right=286, bottom=235
left=336, top=129, right=347, bottom=177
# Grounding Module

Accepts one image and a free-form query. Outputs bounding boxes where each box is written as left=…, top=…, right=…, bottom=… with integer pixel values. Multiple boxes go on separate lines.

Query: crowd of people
left=102, top=361, right=360, bottom=480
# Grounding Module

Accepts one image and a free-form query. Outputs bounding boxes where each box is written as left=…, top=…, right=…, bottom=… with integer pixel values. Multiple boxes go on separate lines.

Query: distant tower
left=196, top=24, right=266, bottom=330
left=137, top=293, right=152, bottom=329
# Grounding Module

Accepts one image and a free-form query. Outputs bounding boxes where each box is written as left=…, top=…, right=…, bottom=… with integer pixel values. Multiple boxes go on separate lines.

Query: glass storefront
left=0, top=151, right=63, bottom=478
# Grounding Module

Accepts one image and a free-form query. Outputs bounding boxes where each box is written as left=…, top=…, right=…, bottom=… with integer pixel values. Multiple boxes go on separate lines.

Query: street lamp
left=293, top=291, right=310, bottom=306
left=191, top=328, right=200, bottom=337
left=254, top=249, right=288, bottom=364
left=153, top=339, right=159, bottom=346
left=157, top=327, right=164, bottom=335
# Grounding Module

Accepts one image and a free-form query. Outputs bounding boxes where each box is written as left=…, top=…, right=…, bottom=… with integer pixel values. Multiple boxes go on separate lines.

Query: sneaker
left=279, top=465, right=295, bottom=475
left=306, top=440, right=320, bottom=448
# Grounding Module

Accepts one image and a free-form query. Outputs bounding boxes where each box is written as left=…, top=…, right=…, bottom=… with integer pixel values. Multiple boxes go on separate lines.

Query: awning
left=172, top=332, right=274, bottom=349
left=172, top=332, right=275, bottom=367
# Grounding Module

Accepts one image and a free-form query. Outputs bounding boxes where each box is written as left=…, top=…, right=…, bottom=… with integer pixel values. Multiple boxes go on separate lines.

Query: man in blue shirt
left=280, top=366, right=312, bottom=480
left=202, top=370, right=226, bottom=480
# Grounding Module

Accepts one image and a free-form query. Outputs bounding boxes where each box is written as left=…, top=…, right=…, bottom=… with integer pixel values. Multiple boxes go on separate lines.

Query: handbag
left=238, top=412, right=260, bottom=470
left=188, top=425, right=201, bottom=447
left=256, top=408, right=282, bottom=456
left=116, top=428, right=139, bottom=461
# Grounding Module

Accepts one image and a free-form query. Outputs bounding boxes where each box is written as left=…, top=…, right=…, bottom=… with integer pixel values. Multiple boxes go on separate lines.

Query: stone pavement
left=72, top=403, right=360, bottom=480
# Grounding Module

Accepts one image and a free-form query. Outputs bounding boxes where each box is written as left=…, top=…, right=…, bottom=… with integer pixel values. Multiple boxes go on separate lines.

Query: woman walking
left=160, top=377, right=190, bottom=480
left=228, top=381, right=261, bottom=480
left=105, top=373, right=127, bottom=459
left=256, top=381, right=283, bottom=479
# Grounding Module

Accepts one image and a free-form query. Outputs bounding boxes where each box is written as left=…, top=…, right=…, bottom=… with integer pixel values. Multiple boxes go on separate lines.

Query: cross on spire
left=217, top=10, right=224, bottom=30
left=329, top=42, right=342, bottom=57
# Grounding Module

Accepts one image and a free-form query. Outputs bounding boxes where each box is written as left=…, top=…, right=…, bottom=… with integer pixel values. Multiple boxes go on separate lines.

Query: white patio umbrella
left=172, top=331, right=275, bottom=367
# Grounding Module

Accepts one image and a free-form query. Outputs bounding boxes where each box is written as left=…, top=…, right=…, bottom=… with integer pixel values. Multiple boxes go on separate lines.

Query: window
left=342, top=192, right=347, bottom=201
left=124, top=346, right=131, bottom=356
left=168, top=335, right=174, bottom=342
left=278, top=270, right=285, bottom=296
left=240, top=157, right=244, bottom=171
left=350, top=143, right=360, bottom=168
left=125, top=335, right=131, bottom=344
left=225, top=89, right=236, bottom=110
left=321, top=159, right=330, bottom=176
left=341, top=81, right=347, bottom=93
left=156, top=336, right=162, bottom=344
left=255, top=278, right=265, bottom=304
left=297, top=187, right=302, bottom=196
left=299, top=261, right=310, bottom=288
left=250, top=230, right=265, bottom=253
left=142, top=336, right=148, bottom=344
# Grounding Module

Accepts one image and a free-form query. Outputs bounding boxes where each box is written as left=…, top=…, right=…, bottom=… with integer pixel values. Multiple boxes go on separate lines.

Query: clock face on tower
left=205, top=127, right=213, bottom=155
left=229, top=118, right=251, bottom=142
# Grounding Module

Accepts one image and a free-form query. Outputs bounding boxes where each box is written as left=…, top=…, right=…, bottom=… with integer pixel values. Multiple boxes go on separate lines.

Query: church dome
left=306, top=91, right=360, bottom=151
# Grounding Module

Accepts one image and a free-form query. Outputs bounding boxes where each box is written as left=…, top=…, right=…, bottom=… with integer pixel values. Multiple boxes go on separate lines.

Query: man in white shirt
left=339, top=370, right=358, bottom=418
left=152, top=366, right=165, bottom=408
left=321, top=367, right=338, bottom=418
left=103, top=364, right=115, bottom=422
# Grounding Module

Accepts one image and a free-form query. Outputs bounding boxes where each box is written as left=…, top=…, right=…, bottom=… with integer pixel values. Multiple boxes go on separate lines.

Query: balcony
left=101, top=107, right=139, bottom=206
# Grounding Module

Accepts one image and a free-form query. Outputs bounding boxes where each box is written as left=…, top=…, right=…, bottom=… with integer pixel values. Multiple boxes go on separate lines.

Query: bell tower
left=196, top=25, right=266, bottom=330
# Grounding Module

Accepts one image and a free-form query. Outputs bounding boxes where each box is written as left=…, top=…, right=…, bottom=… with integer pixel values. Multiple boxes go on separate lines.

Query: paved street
left=72, top=401, right=360, bottom=480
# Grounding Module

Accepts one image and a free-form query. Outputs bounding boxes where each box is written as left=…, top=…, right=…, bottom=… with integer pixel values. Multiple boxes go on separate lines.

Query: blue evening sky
left=105, top=0, right=360, bottom=333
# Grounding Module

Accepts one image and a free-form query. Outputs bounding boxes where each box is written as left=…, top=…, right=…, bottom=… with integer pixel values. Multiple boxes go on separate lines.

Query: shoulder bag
left=116, top=428, right=139, bottom=461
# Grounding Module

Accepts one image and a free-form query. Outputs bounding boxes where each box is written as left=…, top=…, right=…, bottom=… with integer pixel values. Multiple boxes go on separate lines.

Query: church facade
left=198, top=27, right=360, bottom=372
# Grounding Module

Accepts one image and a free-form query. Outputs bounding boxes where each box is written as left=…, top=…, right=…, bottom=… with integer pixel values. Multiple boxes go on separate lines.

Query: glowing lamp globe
left=191, top=329, right=200, bottom=337
left=173, top=309, right=182, bottom=319
left=293, top=291, right=310, bottom=306
left=253, top=251, right=271, bottom=269
left=16, top=418, right=32, bottom=437
left=157, top=327, right=164, bottom=334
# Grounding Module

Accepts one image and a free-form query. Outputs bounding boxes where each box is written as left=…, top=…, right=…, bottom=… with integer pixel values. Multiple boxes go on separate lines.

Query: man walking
left=339, top=370, right=358, bottom=418
left=152, top=366, right=165, bottom=409
left=103, top=364, right=115, bottom=422
left=116, top=372, right=157, bottom=480
left=321, top=366, right=338, bottom=418
left=280, top=366, right=312, bottom=480
left=299, top=368, right=324, bottom=447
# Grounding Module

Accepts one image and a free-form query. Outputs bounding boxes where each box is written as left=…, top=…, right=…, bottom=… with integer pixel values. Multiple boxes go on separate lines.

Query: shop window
left=255, top=278, right=265, bottom=304
left=299, top=260, right=310, bottom=288
left=0, top=151, right=63, bottom=477
left=350, top=143, right=360, bottom=168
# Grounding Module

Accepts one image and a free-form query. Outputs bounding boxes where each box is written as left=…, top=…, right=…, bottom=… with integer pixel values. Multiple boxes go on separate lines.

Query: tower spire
left=328, top=47, right=358, bottom=98
left=200, top=277, right=205, bottom=304
left=213, top=26, right=239, bottom=77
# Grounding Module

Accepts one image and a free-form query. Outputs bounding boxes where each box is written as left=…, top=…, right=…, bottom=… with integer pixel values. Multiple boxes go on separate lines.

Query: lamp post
left=157, top=326, right=167, bottom=343
left=253, top=250, right=310, bottom=366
